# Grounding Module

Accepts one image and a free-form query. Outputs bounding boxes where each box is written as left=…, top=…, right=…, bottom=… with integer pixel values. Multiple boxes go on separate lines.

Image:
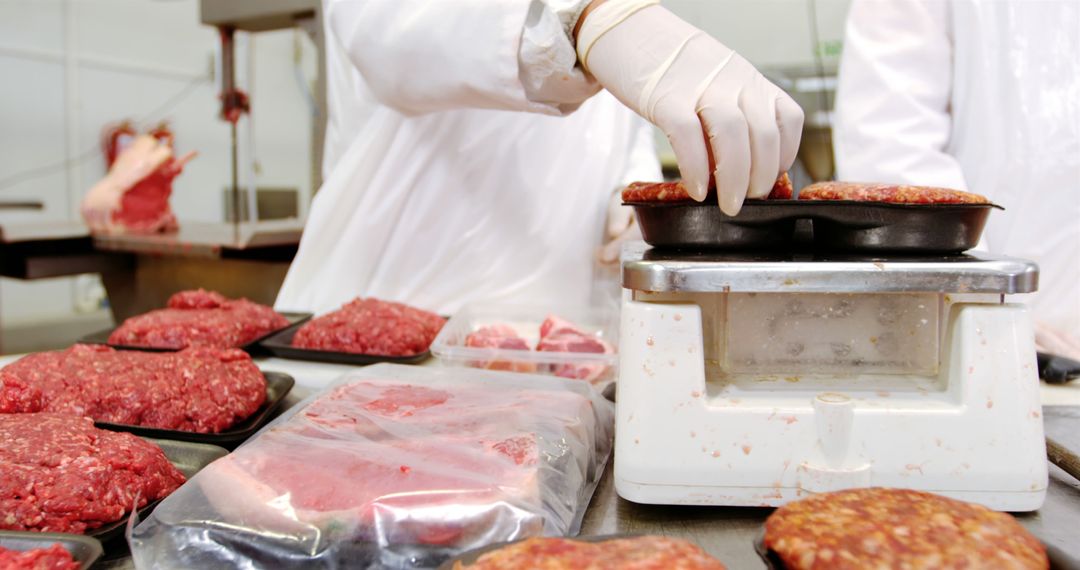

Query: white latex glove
left=598, top=188, right=639, bottom=265
left=578, top=0, right=804, bottom=215
left=81, top=135, right=174, bottom=233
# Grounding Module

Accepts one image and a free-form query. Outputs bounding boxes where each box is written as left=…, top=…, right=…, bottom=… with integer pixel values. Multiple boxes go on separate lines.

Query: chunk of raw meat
left=536, top=315, right=614, bottom=383
left=0, top=344, right=266, bottom=433
left=464, top=325, right=536, bottom=373
left=292, top=298, right=445, bottom=356
left=108, top=289, right=289, bottom=350
left=0, top=414, right=186, bottom=534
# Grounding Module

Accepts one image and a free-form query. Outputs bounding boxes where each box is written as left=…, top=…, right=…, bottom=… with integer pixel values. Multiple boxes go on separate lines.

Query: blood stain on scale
left=986, top=398, right=994, bottom=409
left=646, top=336, right=654, bottom=347
left=674, top=314, right=683, bottom=321
left=742, top=444, right=753, bottom=455
left=712, top=450, right=721, bottom=458
left=690, top=390, right=701, bottom=398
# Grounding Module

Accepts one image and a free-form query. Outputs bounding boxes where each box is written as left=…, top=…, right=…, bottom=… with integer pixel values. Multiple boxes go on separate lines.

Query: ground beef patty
left=0, top=414, right=186, bottom=534
left=622, top=173, right=793, bottom=202
left=798, top=181, right=989, bottom=204
left=764, top=487, right=1048, bottom=570
left=108, top=289, right=289, bottom=349
left=291, top=298, right=445, bottom=356
left=455, top=536, right=726, bottom=569
left=0, top=543, right=80, bottom=570
left=0, top=344, right=266, bottom=433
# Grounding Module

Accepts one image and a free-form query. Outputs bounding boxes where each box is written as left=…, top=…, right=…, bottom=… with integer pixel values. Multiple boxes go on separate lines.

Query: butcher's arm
left=833, top=0, right=968, bottom=189
left=326, top=0, right=598, bottom=116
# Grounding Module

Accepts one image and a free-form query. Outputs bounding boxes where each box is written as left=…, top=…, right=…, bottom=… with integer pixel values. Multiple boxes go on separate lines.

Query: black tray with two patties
left=78, top=311, right=312, bottom=354
left=626, top=199, right=1000, bottom=254
left=95, top=371, right=295, bottom=447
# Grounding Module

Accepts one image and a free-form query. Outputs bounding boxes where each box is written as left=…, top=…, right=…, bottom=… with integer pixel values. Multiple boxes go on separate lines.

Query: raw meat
left=455, top=536, right=727, bottom=569
left=108, top=289, right=289, bottom=349
left=464, top=325, right=536, bottom=373
left=196, top=377, right=605, bottom=549
left=536, top=315, right=614, bottom=383
left=0, top=344, right=266, bottom=433
left=798, top=181, right=989, bottom=204
left=292, top=298, right=445, bottom=356
left=111, top=158, right=183, bottom=234
left=764, top=487, right=1047, bottom=570
left=0, top=414, right=185, bottom=534
left=621, top=172, right=793, bottom=203
left=0, top=544, right=79, bottom=570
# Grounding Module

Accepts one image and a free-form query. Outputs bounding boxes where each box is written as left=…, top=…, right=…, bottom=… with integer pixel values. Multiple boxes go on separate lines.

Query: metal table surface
left=92, top=220, right=303, bottom=260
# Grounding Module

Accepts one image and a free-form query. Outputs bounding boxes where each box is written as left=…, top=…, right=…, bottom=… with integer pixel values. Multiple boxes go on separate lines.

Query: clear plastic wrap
left=129, top=364, right=614, bottom=569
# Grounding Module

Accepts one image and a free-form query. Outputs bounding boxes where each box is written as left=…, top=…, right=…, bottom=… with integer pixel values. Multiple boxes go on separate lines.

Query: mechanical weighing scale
left=615, top=241, right=1047, bottom=511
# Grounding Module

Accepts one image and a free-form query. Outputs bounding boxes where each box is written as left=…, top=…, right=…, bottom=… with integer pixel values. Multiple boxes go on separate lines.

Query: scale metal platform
left=616, top=241, right=1047, bottom=511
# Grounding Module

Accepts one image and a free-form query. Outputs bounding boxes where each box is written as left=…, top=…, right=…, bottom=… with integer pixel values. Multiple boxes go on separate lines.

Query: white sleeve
left=326, top=0, right=597, bottom=117
left=833, top=0, right=969, bottom=190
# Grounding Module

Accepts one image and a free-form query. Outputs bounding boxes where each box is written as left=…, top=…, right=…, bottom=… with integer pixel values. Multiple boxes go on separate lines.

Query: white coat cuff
left=519, top=0, right=602, bottom=115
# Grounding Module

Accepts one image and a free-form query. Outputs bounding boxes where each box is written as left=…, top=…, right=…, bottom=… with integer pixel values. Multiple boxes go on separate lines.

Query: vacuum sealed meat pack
left=130, top=364, right=614, bottom=569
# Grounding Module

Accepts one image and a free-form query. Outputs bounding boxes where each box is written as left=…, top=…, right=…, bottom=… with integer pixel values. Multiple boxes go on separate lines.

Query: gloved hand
left=1035, top=321, right=1080, bottom=361
left=577, top=0, right=804, bottom=215
left=598, top=188, right=639, bottom=265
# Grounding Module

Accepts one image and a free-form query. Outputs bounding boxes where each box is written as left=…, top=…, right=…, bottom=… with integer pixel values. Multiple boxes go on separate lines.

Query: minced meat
left=0, top=414, right=186, bottom=534
left=0, top=544, right=79, bottom=570
left=0, top=344, right=266, bottom=433
left=291, top=298, right=445, bottom=356
left=108, top=289, right=289, bottom=349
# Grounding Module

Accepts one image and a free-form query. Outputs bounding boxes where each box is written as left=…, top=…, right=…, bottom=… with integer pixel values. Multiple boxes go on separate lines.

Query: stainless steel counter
left=580, top=458, right=1080, bottom=568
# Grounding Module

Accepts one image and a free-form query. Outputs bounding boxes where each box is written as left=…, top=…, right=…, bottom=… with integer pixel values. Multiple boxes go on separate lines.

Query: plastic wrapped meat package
left=129, top=364, right=614, bottom=569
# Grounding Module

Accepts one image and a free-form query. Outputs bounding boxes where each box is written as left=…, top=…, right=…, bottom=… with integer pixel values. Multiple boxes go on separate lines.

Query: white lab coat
left=275, top=1, right=660, bottom=316
left=834, top=0, right=1080, bottom=346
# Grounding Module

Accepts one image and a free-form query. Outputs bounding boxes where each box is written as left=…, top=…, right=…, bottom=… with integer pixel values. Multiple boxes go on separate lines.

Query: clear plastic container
left=430, top=303, right=619, bottom=386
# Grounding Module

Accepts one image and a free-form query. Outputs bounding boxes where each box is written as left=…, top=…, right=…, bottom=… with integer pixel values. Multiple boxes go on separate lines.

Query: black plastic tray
left=258, top=321, right=432, bottom=366
left=627, top=199, right=1000, bottom=254
left=79, top=311, right=312, bottom=353
left=95, top=371, right=294, bottom=446
left=0, top=531, right=103, bottom=569
left=753, top=528, right=1080, bottom=569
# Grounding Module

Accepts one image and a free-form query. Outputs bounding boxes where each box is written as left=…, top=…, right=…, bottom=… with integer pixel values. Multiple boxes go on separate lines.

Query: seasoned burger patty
left=455, top=536, right=727, bottom=569
left=291, top=298, right=445, bottom=356
left=108, top=289, right=289, bottom=349
left=0, top=414, right=186, bottom=534
left=0, top=344, right=266, bottom=433
left=798, top=182, right=989, bottom=204
left=764, top=487, right=1048, bottom=570
left=0, top=544, right=79, bottom=570
left=622, top=173, right=793, bottom=202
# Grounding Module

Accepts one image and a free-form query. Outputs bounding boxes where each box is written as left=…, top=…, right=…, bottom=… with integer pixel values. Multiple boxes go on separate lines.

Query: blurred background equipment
left=0, top=0, right=845, bottom=353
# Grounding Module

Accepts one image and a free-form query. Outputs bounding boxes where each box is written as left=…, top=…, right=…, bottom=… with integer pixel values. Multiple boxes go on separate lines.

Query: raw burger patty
left=291, top=298, right=445, bottom=356
left=108, top=289, right=289, bottom=349
left=0, top=544, right=79, bottom=570
left=0, top=344, right=266, bottom=433
left=622, top=172, right=793, bottom=202
left=764, top=487, right=1048, bottom=570
left=798, top=181, right=989, bottom=204
left=0, top=414, right=186, bottom=534
left=455, top=536, right=726, bottom=569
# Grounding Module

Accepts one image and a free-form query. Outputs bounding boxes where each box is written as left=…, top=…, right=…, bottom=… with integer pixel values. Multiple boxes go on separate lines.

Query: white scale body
left=615, top=242, right=1047, bottom=511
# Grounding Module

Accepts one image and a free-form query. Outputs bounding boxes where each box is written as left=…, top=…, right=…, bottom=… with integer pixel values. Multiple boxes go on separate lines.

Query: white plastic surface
left=615, top=293, right=1047, bottom=511
left=431, top=302, right=619, bottom=376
